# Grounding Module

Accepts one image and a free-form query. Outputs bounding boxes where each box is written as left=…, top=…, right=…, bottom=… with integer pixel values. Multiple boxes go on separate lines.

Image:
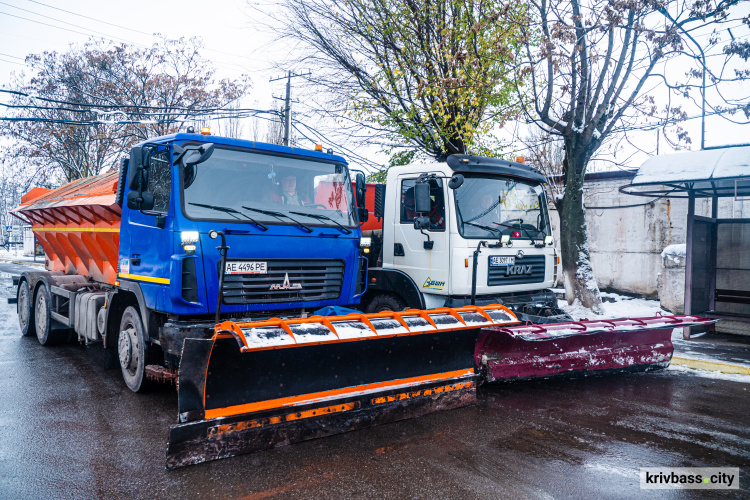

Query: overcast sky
left=0, top=0, right=748, bottom=174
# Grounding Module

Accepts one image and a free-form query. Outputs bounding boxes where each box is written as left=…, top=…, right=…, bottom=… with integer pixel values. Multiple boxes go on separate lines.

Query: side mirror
left=126, top=191, right=155, bottom=211
left=174, top=143, right=215, bottom=167
left=373, top=184, right=386, bottom=219
left=448, top=174, right=464, bottom=190
left=414, top=182, right=431, bottom=213
left=355, top=172, right=366, bottom=208
left=358, top=207, right=369, bottom=224
left=127, top=146, right=149, bottom=191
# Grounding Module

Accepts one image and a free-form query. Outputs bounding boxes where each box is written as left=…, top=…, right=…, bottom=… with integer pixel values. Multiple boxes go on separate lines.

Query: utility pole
left=270, top=71, right=311, bottom=147
left=283, top=71, right=292, bottom=147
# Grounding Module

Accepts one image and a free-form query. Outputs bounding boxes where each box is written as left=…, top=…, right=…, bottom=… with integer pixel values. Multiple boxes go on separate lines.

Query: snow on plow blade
left=475, top=315, right=716, bottom=382
left=166, top=305, right=519, bottom=469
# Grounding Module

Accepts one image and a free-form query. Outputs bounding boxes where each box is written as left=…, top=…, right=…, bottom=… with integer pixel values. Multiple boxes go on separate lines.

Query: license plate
left=225, top=261, right=267, bottom=275
left=490, top=256, right=515, bottom=266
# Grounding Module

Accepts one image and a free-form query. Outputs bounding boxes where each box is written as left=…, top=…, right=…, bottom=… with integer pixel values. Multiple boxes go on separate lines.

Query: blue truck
left=12, top=130, right=369, bottom=392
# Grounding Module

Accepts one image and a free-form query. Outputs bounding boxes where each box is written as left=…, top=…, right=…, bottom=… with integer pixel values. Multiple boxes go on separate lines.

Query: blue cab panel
left=118, top=133, right=364, bottom=318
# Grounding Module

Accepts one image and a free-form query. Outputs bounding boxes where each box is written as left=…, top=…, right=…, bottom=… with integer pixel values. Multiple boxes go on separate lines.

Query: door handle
left=394, top=243, right=405, bottom=256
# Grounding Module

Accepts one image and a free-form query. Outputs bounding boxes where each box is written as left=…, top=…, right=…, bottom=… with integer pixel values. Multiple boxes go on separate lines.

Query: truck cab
left=360, top=155, right=562, bottom=321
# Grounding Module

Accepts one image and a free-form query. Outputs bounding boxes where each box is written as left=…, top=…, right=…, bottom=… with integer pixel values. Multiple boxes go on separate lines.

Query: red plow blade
left=475, top=315, right=716, bottom=382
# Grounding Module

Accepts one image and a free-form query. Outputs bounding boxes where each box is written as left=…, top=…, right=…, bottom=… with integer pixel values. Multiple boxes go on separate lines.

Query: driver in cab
left=271, top=171, right=310, bottom=205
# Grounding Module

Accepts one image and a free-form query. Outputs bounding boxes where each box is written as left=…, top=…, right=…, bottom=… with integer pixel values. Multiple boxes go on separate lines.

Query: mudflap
left=475, top=315, right=716, bottom=382
left=167, top=305, right=518, bottom=469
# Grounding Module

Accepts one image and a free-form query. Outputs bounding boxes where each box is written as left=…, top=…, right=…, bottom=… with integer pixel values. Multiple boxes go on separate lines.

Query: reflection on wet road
left=0, top=263, right=747, bottom=499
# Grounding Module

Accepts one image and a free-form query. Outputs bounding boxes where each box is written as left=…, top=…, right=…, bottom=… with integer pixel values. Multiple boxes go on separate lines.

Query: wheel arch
left=361, top=268, right=425, bottom=310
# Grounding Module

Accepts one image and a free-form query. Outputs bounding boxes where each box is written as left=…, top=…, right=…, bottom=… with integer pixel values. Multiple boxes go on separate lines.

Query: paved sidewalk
left=672, top=330, right=750, bottom=375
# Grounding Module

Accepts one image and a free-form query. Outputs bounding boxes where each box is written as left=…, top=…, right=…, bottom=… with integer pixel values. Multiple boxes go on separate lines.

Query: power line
left=0, top=9, right=136, bottom=46
left=26, top=0, right=254, bottom=62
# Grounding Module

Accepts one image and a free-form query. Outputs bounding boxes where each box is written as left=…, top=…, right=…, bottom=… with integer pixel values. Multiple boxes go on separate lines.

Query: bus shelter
left=621, top=146, right=750, bottom=338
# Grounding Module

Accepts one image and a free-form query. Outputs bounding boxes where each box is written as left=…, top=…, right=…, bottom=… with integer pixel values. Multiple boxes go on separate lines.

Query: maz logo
left=505, top=265, right=533, bottom=276
left=269, top=272, right=302, bottom=290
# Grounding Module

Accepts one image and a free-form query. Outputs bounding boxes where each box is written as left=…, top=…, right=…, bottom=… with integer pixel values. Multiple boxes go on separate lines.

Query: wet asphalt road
left=0, top=262, right=748, bottom=499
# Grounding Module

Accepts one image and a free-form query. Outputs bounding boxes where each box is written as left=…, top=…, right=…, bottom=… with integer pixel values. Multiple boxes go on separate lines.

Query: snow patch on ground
left=667, top=364, right=750, bottom=384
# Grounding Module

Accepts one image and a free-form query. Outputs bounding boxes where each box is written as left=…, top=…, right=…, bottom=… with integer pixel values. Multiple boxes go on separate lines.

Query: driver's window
left=399, top=178, right=445, bottom=230
left=148, top=150, right=171, bottom=213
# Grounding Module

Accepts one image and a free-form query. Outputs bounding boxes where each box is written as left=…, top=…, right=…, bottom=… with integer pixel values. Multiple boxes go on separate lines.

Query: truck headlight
left=181, top=231, right=199, bottom=245
left=544, top=236, right=553, bottom=246
left=360, top=236, right=372, bottom=248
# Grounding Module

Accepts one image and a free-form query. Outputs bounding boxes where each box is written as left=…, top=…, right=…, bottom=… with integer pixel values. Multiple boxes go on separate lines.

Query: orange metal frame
left=213, top=304, right=519, bottom=353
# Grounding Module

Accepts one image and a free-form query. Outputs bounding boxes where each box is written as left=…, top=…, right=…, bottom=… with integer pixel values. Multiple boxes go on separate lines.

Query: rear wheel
left=365, top=293, right=407, bottom=313
left=35, top=284, right=67, bottom=345
left=17, top=281, right=35, bottom=337
left=118, top=306, right=150, bottom=392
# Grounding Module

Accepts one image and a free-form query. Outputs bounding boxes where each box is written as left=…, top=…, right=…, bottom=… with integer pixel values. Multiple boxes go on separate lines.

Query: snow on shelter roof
left=622, top=146, right=750, bottom=198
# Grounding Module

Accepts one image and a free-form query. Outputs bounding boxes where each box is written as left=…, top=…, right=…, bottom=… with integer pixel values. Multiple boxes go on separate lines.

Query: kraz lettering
left=505, top=265, right=533, bottom=276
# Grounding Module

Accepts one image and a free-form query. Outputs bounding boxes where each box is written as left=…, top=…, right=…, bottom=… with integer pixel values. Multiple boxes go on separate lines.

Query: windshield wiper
left=188, top=202, right=268, bottom=231
left=464, top=221, right=503, bottom=238
left=241, top=206, right=313, bottom=233
left=289, top=211, right=352, bottom=234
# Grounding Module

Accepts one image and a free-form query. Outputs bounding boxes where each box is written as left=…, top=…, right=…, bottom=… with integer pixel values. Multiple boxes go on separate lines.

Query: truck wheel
left=118, top=306, right=150, bottom=392
left=365, top=293, right=407, bottom=313
left=35, top=284, right=66, bottom=346
left=17, top=280, right=35, bottom=337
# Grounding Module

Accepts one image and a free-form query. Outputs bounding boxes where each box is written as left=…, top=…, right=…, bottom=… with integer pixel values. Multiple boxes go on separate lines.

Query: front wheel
left=365, top=293, right=407, bottom=313
left=118, top=306, right=151, bottom=392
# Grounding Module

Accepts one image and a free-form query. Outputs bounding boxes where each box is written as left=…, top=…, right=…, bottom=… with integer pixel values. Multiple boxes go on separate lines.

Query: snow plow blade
left=166, top=305, right=519, bottom=469
left=475, top=315, right=716, bottom=382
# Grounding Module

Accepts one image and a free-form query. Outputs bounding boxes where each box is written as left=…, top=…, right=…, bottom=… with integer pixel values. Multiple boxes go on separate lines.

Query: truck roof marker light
left=201, top=126, right=211, bottom=135
left=314, top=144, right=323, bottom=152
left=516, top=156, right=525, bottom=164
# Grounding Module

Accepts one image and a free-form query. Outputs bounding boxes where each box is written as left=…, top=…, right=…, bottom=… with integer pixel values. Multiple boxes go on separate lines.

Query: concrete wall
left=549, top=171, right=750, bottom=298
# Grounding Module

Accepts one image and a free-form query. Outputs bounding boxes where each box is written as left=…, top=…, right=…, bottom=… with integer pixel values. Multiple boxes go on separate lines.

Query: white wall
left=550, top=172, right=750, bottom=297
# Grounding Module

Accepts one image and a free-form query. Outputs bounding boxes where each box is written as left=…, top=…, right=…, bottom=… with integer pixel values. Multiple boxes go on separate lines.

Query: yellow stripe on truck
left=118, top=273, right=170, bottom=285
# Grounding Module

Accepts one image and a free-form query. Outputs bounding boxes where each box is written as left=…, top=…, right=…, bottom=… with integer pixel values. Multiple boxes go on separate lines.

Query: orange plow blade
left=166, top=305, right=520, bottom=469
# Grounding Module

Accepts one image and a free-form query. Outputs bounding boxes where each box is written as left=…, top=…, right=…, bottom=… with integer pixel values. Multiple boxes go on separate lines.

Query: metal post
left=283, top=71, right=292, bottom=147
left=708, top=196, right=719, bottom=319
left=471, top=241, right=487, bottom=305
left=683, top=190, right=695, bottom=339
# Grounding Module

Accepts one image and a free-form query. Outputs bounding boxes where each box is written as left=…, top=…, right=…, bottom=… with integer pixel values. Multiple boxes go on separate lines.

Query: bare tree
left=513, top=0, right=748, bottom=309
left=2, top=37, right=250, bottom=183
left=271, top=0, right=527, bottom=160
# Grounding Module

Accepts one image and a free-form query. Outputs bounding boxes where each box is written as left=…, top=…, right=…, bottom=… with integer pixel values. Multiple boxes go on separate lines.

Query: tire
left=365, top=293, right=407, bottom=313
left=17, top=280, right=35, bottom=337
left=118, top=306, right=151, bottom=392
left=35, top=284, right=66, bottom=346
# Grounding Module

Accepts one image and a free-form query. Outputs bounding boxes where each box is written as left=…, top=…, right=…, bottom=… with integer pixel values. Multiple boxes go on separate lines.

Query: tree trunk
left=558, top=152, right=602, bottom=312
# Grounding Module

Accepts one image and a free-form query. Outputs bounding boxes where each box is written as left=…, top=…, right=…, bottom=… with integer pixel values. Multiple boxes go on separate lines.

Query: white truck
left=359, top=154, right=569, bottom=323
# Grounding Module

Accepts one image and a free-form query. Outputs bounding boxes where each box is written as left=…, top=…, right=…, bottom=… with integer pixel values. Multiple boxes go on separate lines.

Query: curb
left=671, top=356, right=750, bottom=376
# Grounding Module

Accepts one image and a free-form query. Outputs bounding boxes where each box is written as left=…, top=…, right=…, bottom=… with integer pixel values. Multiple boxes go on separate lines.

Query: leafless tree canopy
left=2, top=37, right=250, bottom=184
left=512, top=0, right=747, bottom=309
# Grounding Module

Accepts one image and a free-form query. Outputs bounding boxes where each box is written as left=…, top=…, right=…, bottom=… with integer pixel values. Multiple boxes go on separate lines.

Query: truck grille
left=221, top=259, right=345, bottom=305
left=487, top=255, right=546, bottom=286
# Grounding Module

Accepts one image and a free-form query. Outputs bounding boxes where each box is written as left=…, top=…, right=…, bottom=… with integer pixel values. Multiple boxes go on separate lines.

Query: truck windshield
left=454, top=175, right=550, bottom=240
left=181, top=147, right=356, bottom=228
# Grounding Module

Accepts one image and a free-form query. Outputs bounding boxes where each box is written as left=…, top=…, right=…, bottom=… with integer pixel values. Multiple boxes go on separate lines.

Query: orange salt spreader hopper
left=10, top=170, right=122, bottom=285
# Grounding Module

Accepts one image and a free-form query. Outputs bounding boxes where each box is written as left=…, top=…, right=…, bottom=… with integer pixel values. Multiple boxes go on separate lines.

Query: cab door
left=392, top=174, right=450, bottom=302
